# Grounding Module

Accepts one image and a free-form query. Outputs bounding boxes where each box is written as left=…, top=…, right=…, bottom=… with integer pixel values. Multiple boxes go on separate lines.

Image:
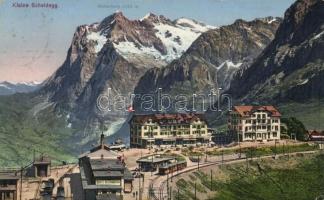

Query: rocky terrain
left=134, top=17, right=281, bottom=112
left=229, top=0, right=324, bottom=103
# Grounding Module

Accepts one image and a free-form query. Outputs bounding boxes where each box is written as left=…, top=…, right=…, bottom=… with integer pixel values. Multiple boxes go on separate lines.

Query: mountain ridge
left=228, top=0, right=324, bottom=103
left=0, top=81, right=42, bottom=96
left=133, top=16, right=281, bottom=113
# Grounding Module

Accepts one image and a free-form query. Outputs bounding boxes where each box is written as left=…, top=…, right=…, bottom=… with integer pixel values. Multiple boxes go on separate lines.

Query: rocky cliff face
left=39, top=12, right=213, bottom=140
left=134, top=17, right=281, bottom=112
left=229, top=0, right=324, bottom=103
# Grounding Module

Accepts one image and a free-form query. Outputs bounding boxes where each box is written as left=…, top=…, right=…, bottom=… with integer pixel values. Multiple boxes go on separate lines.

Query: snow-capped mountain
left=86, top=12, right=215, bottom=65
left=0, top=81, right=42, bottom=95
left=39, top=12, right=214, bottom=142
left=134, top=17, right=281, bottom=112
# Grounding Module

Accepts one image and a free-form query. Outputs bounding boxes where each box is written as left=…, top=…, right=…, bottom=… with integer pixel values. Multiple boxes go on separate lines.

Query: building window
left=96, top=179, right=121, bottom=186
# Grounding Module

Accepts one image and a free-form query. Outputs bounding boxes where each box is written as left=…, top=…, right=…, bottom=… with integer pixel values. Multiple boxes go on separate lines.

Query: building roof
left=308, top=130, right=324, bottom=136
left=34, top=156, right=51, bottom=165
left=137, top=155, right=175, bottom=164
left=83, top=184, right=122, bottom=191
left=130, top=113, right=206, bottom=125
left=308, top=130, right=324, bottom=140
left=96, top=194, right=122, bottom=200
left=93, top=170, right=123, bottom=178
left=0, top=172, right=19, bottom=180
left=78, top=133, right=122, bottom=160
left=79, top=148, right=120, bottom=160
left=233, top=106, right=281, bottom=117
left=159, top=160, right=187, bottom=169
left=90, top=159, right=124, bottom=171
left=123, top=169, right=134, bottom=181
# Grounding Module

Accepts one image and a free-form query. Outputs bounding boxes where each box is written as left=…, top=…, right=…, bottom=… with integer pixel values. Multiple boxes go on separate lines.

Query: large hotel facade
left=129, top=113, right=211, bottom=148
left=228, top=106, right=281, bottom=142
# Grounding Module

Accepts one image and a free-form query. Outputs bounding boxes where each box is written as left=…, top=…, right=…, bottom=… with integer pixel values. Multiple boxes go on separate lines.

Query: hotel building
left=129, top=113, right=211, bottom=148
left=228, top=106, right=281, bottom=142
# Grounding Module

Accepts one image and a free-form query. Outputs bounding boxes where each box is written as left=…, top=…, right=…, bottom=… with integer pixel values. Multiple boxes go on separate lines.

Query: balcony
left=0, top=185, right=17, bottom=191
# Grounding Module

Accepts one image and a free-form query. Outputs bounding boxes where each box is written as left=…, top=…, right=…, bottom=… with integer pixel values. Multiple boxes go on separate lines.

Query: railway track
left=149, top=150, right=318, bottom=200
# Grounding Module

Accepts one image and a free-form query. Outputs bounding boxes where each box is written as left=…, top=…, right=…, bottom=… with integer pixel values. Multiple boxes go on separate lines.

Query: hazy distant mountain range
left=0, top=81, right=42, bottom=95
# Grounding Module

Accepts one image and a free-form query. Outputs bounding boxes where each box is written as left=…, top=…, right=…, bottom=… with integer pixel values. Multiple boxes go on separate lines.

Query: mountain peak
left=97, top=11, right=128, bottom=30
left=141, top=12, right=158, bottom=20
left=113, top=10, right=127, bottom=20
left=85, top=12, right=214, bottom=61
left=140, top=12, right=171, bottom=24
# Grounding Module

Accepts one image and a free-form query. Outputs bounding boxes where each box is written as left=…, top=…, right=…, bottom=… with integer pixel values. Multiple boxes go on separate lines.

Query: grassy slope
left=211, top=154, right=324, bottom=200
left=279, top=99, right=324, bottom=130
left=0, top=93, right=75, bottom=167
left=175, top=154, right=324, bottom=200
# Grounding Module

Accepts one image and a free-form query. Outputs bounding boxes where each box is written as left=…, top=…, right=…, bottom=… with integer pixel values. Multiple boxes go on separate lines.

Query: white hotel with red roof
left=129, top=113, right=211, bottom=148
left=228, top=106, right=281, bottom=142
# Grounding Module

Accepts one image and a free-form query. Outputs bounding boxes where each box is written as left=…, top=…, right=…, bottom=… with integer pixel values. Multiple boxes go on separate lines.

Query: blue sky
left=0, top=0, right=295, bottom=82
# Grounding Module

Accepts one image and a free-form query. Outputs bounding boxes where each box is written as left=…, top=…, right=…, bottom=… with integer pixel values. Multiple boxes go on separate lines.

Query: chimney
left=100, top=133, right=105, bottom=149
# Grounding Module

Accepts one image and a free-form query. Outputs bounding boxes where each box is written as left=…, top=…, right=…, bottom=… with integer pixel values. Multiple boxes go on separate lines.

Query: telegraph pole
left=142, top=175, right=145, bottom=200
left=274, top=139, right=277, bottom=157
left=20, top=167, right=23, bottom=200
left=197, top=155, right=200, bottom=170
left=194, top=182, right=197, bottom=200
left=210, top=169, right=213, bottom=191
left=138, top=164, right=142, bottom=200
left=167, top=173, right=169, bottom=200
left=33, top=149, right=36, bottom=162
left=151, top=154, right=153, bottom=177
left=150, top=125, right=154, bottom=177
left=205, top=147, right=208, bottom=162
left=287, top=140, right=290, bottom=160
left=237, top=130, right=241, bottom=158
left=221, top=150, right=224, bottom=164
left=246, top=153, right=249, bottom=171
left=177, top=188, right=180, bottom=200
